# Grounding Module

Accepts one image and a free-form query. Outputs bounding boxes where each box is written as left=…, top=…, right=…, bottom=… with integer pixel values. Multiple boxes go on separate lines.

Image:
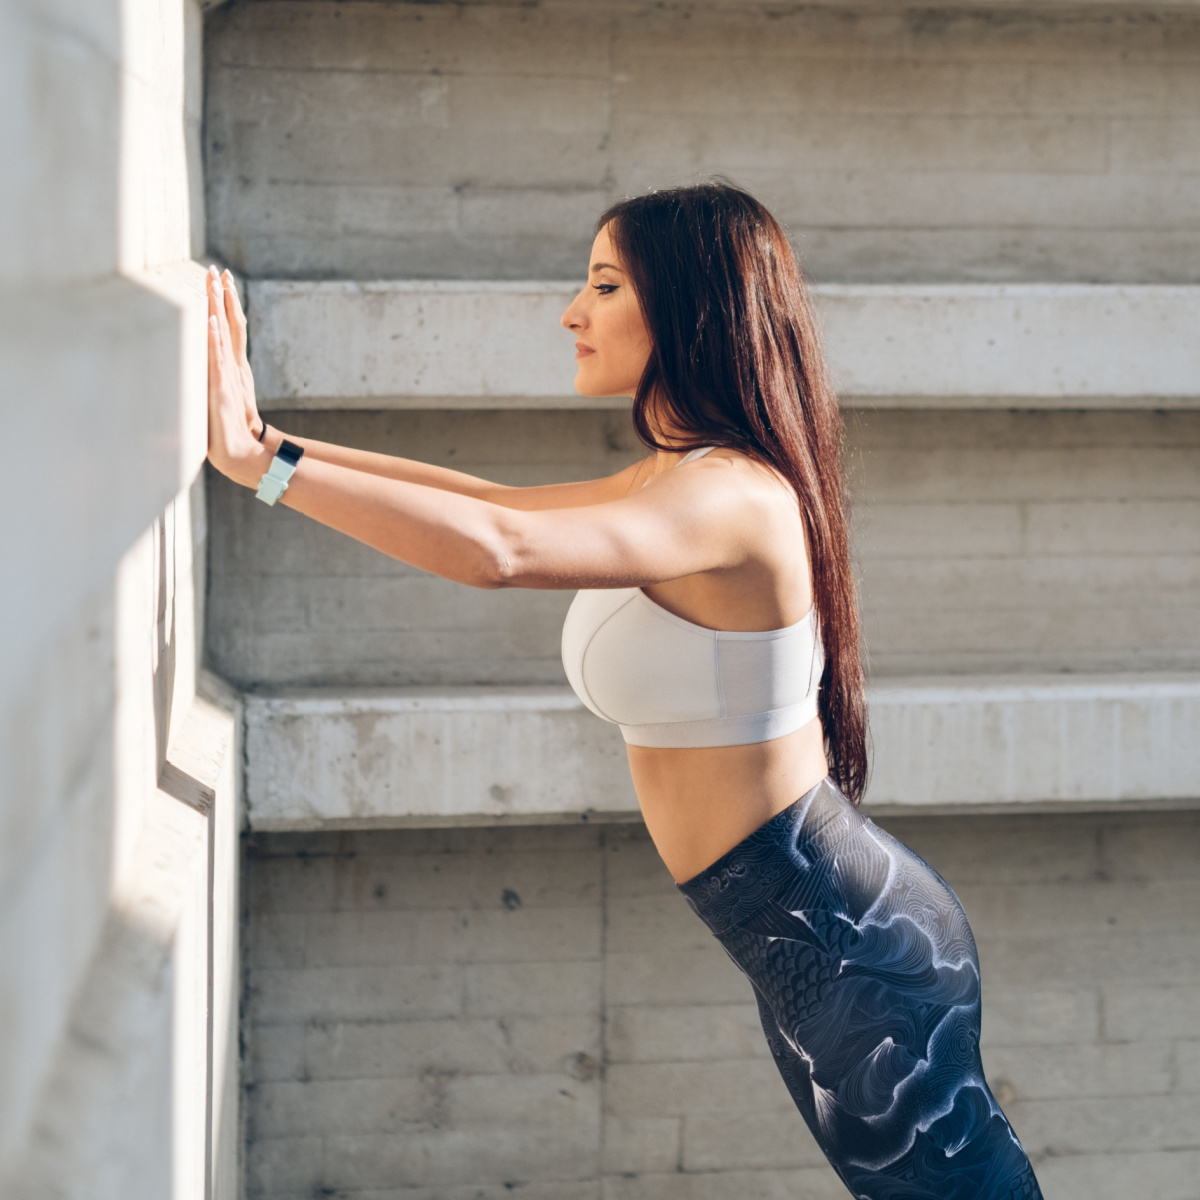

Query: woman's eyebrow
left=589, top=262, right=624, bottom=274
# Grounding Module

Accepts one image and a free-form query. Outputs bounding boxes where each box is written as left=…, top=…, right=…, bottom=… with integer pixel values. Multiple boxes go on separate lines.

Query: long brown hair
left=599, top=182, right=869, bottom=803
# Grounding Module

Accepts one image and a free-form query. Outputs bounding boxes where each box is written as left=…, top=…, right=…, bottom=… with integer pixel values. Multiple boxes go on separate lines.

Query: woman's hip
left=676, top=775, right=980, bottom=1012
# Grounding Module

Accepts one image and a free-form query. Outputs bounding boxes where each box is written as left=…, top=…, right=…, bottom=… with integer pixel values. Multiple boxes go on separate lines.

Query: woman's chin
left=573, top=371, right=632, bottom=400
left=572, top=369, right=600, bottom=397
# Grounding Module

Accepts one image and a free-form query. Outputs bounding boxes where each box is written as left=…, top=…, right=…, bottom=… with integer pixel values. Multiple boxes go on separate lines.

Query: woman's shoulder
left=698, top=445, right=797, bottom=500
left=636, top=443, right=796, bottom=514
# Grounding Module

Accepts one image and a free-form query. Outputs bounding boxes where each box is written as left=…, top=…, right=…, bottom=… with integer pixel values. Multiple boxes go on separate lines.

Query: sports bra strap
left=641, top=445, right=718, bottom=488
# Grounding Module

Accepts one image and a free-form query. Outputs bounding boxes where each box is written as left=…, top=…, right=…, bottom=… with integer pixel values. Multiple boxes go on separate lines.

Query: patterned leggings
left=677, top=776, right=1044, bottom=1200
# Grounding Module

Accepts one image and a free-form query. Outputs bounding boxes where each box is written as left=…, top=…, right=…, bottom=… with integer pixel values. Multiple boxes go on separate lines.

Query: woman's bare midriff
left=626, top=715, right=830, bottom=884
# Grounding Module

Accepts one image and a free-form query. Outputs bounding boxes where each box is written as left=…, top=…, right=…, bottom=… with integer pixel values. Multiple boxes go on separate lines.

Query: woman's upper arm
left=493, top=464, right=752, bottom=589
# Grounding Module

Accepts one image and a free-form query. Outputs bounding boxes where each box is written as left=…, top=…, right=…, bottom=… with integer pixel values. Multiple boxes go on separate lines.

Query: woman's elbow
left=470, top=555, right=513, bottom=590
left=460, top=513, right=546, bottom=589
left=465, top=532, right=523, bottom=589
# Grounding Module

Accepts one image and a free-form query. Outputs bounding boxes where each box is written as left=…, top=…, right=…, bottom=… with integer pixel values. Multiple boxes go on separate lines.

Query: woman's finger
left=213, top=274, right=232, bottom=346
left=222, top=269, right=247, bottom=327
left=209, top=292, right=238, bottom=401
left=208, top=315, right=228, bottom=389
left=215, top=287, right=242, bottom=400
left=209, top=268, right=230, bottom=343
left=209, top=271, right=239, bottom=369
left=207, top=316, right=224, bottom=454
left=208, top=271, right=228, bottom=357
left=222, top=272, right=249, bottom=363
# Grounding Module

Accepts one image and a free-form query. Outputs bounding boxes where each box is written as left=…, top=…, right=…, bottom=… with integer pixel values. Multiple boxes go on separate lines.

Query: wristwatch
left=255, top=439, right=305, bottom=506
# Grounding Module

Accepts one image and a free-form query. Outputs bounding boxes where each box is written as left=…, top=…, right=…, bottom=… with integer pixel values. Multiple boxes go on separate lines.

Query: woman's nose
left=561, top=293, right=588, bottom=331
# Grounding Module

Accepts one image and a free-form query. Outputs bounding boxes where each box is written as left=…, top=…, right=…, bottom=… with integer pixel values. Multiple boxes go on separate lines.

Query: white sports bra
left=560, top=445, right=825, bottom=748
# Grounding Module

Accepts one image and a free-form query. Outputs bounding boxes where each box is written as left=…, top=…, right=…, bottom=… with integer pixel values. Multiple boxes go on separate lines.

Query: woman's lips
left=575, top=342, right=595, bottom=359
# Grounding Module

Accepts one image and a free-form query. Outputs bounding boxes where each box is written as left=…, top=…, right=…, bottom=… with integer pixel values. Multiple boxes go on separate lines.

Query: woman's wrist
left=235, top=443, right=276, bottom=491
left=258, top=423, right=291, bottom=458
left=237, top=425, right=303, bottom=489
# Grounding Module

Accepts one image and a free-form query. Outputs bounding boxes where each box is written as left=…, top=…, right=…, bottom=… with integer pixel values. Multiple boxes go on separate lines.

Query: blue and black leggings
left=677, top=776, right=1043, bottom=1200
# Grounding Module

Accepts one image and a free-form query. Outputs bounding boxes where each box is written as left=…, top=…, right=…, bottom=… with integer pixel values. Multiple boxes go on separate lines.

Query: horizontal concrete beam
left=245, top=687, right=636, bottom=829
left=244, top=674, right=1200, bottom=830
left=869, top=674, right=1200, bottom=813
left=248, top=281, right=1200, bottom=411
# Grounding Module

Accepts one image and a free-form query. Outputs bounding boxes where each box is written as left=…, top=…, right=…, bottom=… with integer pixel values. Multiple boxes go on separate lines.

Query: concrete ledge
left=244, top=687, right=637, bottom=829
left=244, top=674, right=1200, bottom=830
left=868, top=674, right=1200, bottom=813
left=248, top=281, right=1200, bottom=411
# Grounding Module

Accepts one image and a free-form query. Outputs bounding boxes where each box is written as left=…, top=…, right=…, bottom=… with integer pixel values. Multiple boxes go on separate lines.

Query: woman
left=207, top=183, right=1042, bottom=1200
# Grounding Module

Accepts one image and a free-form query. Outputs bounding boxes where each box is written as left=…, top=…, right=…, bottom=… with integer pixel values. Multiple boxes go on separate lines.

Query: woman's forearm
left=259, top=424, right=512, bottom=501
left=275, top=452, right=518, bottom=588
left=258, top=423, right=645, bottom=511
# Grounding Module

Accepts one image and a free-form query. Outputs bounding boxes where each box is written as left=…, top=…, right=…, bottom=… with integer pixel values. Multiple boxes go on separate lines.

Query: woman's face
left=561, top=223, right=652, bottom=400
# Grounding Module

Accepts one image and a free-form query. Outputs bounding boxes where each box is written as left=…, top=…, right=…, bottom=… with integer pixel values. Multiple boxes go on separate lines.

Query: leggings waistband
left=675, top=775, right=858, bottom=937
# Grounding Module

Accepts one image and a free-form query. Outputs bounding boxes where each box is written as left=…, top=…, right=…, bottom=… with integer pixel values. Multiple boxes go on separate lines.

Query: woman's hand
left=207, top=264, right=269, bottom=487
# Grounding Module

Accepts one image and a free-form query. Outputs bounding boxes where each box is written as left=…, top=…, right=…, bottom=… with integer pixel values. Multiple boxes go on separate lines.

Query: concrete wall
left=205, top=1, right=1200, bottom=283
left=242, top=811, right=1200, bottom=1200
left=207, top=408, right=1200, bottom=686
left=0, top=0, right=242, bottom=1194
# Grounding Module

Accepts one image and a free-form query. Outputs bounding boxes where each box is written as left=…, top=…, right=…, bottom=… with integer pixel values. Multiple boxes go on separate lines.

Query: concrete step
left=248, top=281, right=1200, bottom=412
left=244, top=673, right=1200, bottom=830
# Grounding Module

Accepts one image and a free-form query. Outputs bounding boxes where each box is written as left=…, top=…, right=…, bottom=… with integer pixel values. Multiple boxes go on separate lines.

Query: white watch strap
left=255, top=454, right=298, bottom=506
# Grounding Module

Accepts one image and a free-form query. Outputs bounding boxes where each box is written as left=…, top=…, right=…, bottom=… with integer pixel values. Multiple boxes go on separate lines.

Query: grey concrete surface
left=206, top=2, right=1200, bottom=283
left=242, top=810, right=1200, bottom=1198
left=248, top=280, right=1200, bottom=409
left=206, top=409, right=1200, bottom=686
left=243, top=687, right=638, bottom=828
left=241, top=674, right=1200, bottom=828
left=0, top=0, right=243, bottom=1194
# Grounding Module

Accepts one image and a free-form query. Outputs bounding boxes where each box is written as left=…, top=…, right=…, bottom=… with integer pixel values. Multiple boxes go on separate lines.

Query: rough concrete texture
left=242, top=811, right=1200, bottom=1198
left=248, top=280, right=1200, bottom=408
left=240, top=674, right=1200, bottom=829
left=206, top=408, right=1200, bottom=685
left=206, top=2, right=1200, bottom=282
left=0, top=0, right=242, bottom=1194
left=244, top=687, right=640, bottom=829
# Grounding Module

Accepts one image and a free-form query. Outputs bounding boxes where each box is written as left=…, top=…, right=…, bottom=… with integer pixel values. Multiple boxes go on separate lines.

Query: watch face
left=277, top=439, right=305, bottom=467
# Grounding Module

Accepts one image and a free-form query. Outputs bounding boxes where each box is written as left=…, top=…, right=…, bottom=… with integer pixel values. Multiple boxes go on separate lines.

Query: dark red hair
left=599, top=182, right=869, bottom=803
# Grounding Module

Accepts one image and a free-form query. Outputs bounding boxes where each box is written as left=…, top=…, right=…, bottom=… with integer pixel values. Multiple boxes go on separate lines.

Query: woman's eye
left=593, top=284, right=618, bottom=295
